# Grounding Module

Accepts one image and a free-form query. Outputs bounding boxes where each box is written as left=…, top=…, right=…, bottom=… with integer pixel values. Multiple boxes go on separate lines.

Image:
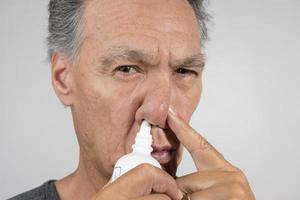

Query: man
left=10, top=0, right=255, bottom=199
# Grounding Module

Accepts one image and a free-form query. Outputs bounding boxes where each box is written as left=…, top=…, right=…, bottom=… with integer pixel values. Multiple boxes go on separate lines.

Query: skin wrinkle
left=94, top=0, right=193, bottom=33
left=98, top=45, right=205, bottom=74
left=108, top=88, right=140, bottom=155
left=99, top=46, right=159, bottom=69
left=110, top=72, right=149, bottom=154
left=95, top=34, right=161, bottom=73
left=55, top=0, right=203, bottom=199
left=51, top=1, right=255, bottom=199
left=47, top=0, right=210, bottom=64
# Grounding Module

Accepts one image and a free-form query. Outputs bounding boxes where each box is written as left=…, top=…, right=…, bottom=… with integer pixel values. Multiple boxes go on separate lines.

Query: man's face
left=69, top=0, right=203, bottom=178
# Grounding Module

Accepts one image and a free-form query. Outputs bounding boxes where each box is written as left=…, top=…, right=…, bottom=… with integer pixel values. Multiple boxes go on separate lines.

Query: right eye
left=114, top=65, right=139, bottom=74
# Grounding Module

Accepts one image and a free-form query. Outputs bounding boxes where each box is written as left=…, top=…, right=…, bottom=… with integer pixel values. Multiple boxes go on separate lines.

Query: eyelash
left=114, top=65, right=198, bottom=76
left=114, top=65, right=140, bottom=74
left=175, top=68, right=198, bottom=76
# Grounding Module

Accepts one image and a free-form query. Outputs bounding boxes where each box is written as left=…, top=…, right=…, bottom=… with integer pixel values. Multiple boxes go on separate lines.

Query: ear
left=51, top=52, right=74, bottom=106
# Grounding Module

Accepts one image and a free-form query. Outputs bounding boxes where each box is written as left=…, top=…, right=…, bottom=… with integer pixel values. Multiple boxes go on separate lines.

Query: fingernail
left=178, top=189, right=183, bottom=200
left=169, top=107, right=177, bottom=116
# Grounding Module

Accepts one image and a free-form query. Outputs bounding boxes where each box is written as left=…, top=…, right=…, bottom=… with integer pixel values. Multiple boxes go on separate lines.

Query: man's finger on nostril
left=167, top=108, right=232, bottom=171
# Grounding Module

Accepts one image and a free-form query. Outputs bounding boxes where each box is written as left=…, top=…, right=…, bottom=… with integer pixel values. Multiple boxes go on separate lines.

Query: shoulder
left=8, top=180, right=60, bottom=200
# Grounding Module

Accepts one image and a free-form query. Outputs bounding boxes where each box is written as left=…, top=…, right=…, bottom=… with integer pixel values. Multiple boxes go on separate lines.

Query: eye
left=114, top=65, right=139, bottom=74
left=176, top=68, right=198, bottom=76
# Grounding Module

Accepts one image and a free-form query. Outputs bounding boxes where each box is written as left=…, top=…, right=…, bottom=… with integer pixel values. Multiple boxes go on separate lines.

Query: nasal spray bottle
left=111, top=120, right=161, bottom=182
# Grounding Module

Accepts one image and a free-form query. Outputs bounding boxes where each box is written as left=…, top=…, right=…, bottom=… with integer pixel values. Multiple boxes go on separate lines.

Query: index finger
left=167, top=108, right=232, bottom=171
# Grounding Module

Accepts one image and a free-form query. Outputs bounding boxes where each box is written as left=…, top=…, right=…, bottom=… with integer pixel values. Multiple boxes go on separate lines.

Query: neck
left=56, top=151, right=109, bottom=200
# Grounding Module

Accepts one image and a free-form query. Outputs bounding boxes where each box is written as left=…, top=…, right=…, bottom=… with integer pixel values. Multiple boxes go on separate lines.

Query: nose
left=135, top=72, right=171, bottom=128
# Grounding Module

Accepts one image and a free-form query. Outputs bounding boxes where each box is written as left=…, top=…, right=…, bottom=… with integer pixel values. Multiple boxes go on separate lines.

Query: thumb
left=101, top=164, right=182, bottom=200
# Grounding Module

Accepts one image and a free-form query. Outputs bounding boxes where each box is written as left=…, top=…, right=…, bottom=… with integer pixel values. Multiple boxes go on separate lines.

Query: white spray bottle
left=111, top=120, right=161, bottom=182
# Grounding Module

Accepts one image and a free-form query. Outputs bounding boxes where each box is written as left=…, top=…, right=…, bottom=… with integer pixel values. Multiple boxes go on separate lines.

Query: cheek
left=72, top=80, right=113, bottom=151
left=72, top=69, right=142, bottom=166
left=173, top=81, right=201, bottom=122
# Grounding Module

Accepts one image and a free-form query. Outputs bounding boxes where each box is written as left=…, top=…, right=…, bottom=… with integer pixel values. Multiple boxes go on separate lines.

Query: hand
left=167, top=108, right=256, bottom=200
left=93, top=163, right=183, bottom=200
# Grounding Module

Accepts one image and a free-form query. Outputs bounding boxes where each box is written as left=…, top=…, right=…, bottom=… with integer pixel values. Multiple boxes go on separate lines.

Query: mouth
left=151, top=145, right=176, bottom=165
left=150, top=125, right=179, bottom=165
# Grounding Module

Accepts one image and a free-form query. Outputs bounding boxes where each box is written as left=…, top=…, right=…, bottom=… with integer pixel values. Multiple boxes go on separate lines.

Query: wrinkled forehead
left=82, top=0, right=201, bottom=61
left=83, top=0, right=200, bottom=40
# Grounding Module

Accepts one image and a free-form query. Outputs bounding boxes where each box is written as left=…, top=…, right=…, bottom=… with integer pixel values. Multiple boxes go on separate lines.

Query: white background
left=1, top=0, right=299, bottom=199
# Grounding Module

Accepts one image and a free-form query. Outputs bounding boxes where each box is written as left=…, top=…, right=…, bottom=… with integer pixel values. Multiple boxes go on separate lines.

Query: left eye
left=115, top=65, right=138, bottom=74
left=176, top=68, right=197, bottom=75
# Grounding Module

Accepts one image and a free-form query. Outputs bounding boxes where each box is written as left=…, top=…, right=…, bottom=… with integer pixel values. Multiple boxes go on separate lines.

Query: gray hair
left=47, top=0, right=210, bottom=63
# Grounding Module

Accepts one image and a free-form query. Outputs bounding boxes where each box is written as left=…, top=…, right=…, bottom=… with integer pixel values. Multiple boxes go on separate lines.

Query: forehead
left=83, top=0, right=201, bottom=58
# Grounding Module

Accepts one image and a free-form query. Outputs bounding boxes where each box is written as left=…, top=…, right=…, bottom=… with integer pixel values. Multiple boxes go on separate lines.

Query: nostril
left=152, top=123, right=167, bottom=129
left=144, top=120, right=166, bottom=129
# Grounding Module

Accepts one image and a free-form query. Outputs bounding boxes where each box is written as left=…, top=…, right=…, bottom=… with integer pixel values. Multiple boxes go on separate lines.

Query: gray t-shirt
left=8, top=180, right=60, bottom=200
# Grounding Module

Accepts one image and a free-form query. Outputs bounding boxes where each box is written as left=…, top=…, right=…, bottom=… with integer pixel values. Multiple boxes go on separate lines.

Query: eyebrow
left=171, top=53, right=206, bottom=70
left=98, top=45, right=205, bottom=70
left=99, top=45, right=158, bottom=69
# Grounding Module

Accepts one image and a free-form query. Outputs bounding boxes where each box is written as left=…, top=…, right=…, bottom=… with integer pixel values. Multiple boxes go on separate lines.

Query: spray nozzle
left=132, top=120, right=153, bottom=153
left=139, top=120, right=151, bottom=137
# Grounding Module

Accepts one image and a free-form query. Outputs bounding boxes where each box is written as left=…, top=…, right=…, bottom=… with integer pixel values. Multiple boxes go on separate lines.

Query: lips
left=151, top=145, right=175, bottom=165
left=150, top=125, right=179, bottom=165
left=151, top=150, right=171, bottom=164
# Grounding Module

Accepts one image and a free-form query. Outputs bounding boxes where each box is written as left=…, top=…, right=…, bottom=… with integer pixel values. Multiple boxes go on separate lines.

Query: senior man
left=10, top=0, right=255, bottom=200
